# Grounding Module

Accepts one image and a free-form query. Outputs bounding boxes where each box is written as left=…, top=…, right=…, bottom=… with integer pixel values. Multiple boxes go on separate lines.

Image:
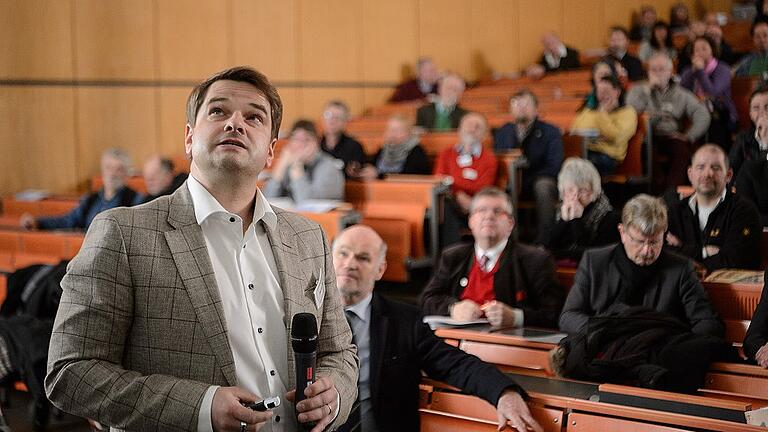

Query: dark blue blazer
left=493, top=119, right=563, bottom=190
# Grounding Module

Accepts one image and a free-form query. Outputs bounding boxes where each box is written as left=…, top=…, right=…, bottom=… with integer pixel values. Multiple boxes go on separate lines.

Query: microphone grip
left=294, top=351, right=317, bottom=404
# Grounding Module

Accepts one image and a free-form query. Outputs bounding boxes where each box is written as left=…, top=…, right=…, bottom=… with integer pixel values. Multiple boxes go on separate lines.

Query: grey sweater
left=264, top=152, right=345, bottom=202
left=626, top=81, right=711, bottom=142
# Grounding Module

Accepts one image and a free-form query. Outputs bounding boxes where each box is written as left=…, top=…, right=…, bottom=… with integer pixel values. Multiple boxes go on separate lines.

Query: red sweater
left=434, top=148, right=498, bottom=196
left=460, top=255, right=501, bottom=305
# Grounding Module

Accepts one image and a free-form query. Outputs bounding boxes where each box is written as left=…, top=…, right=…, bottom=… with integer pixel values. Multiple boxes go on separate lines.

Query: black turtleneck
left=614, top=245, right=660, bottom=306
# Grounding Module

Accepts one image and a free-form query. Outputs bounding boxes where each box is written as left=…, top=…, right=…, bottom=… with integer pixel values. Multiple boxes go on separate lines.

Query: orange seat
left=0, top=232, right=21, bottom=254
left=361, top=218, right=411, bottom=283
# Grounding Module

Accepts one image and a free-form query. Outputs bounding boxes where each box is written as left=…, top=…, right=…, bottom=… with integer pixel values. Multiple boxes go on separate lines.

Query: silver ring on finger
left=326, top=403, right=332, bottom=416
left=240, top=421, right=247, bottom=432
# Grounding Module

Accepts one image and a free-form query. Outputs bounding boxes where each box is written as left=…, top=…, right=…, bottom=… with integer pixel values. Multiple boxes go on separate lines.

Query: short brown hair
left=186, top=66, right=283, bottom=140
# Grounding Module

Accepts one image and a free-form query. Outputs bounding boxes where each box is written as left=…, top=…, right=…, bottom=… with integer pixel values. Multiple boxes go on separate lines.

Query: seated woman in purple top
left=679, top=35, right=738, bottom=151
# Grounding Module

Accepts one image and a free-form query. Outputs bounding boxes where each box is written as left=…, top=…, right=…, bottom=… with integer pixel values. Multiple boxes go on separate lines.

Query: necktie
left=345, top=310, right=358, bottom=344
left=478, top=254, right=489, bottom=272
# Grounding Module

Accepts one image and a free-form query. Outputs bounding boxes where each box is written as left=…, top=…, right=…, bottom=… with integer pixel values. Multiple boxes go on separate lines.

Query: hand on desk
left=287, top=376, right=339, bottom=432
left=756, top=343, right=768, bottom=368
left=496, top=389, right=543, bottom=432
left=450, top=300, right=483, bottom=321
left=211, top=386, right=272, bottom=432
left=481, top=300, right=522, bottom=328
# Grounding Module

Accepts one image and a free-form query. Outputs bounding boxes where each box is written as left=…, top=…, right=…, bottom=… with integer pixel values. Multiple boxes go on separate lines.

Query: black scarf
left=614, top=246, right=660, bottom=306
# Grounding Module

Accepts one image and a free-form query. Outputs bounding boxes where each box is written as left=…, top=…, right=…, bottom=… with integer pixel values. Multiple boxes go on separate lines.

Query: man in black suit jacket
left=333, top=225, right=542, bottom=432
left=744, top=271, right=768, bottom=367
left=605, top=26, right=644, bottom=81
left=415, top=73, right=468, bottom=131
left=559, top=194, right=724, bottom=337
left=420, top=187, right=564, bottom=329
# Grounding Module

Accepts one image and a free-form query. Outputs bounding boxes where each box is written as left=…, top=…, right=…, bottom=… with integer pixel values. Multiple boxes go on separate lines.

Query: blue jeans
left=587, top=151, right=618, bottom=176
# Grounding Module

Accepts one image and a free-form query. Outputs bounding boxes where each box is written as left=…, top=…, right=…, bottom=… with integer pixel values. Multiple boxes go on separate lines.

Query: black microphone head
left=291, top=313, right=318, bottom=354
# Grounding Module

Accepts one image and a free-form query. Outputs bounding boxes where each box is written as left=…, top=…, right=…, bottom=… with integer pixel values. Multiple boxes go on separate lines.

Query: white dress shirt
left=187, top=175, right=296, bottom=432
left=688, top=188, right=727, bottom=259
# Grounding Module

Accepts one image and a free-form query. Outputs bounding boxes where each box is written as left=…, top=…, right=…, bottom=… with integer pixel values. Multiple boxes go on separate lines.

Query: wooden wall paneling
left=297, top=0, right=363, bottom=82
left=418, top=0, right=472, bottom=79
left=0, top=0, right=74, bottom=80
left=603, top=0, right=639, bottom=29
left=275, top=87, right=301, bottom=137
left=469, top=0, right=519, bottom=79
left=517, top=0, right=565, bottom=67
left=362, top=88, right=395, bottom=115
left=157, top=87, right=190, bottom=158
left=361, top=0, right=419, bottom=83
left=76, top=87, right=159, bottom=183
left=563, top=0, right=606, bottom=51
left=296, top=88, right=365, bottom=123
left=232, top=0, right=299, bottom=82
left=74, top=0, right=156, bottom=80
left=156, top=0, right=232, bottom=82
left=0, top=87, right=78, bottom=195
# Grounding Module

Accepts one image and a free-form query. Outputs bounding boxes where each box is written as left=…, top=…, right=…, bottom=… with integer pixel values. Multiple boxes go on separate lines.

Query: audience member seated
left=264, top=119, right=344, bottom=202
left=415, top=73, right=468, bottom=131
left=679, top=35, right=738, bottom=151
left=571, top=75, right=638, bottom=176
left=134, top=155, right=188, bottom=205
left=665, top=144, right=762, bottom=272
left=494, top=89, right=562, bottom=237
left=630, top=5, right=658, bottom=42
left=537, top=158, right=621, bottom=264
left=744, top=270, right=768, bottom=368
left=669, top=2, right=691, bottom=34
left=604, top=26, right=644, bottom=82
left=734, top=20, right=768, bottom=77
left=525, top=32, right=580, bottom=80
left=705, top=22, right=742, bottom=66
left=677, top=20, right=708, bottom=70
left=349, top=115, right=430, bottom=180
left=319, top=100, right=366, bottom=177
left=388, top=57, right=440, bottom=103
left=435, top=112, right=498, bottom=246
left=638, top=21, right=677, bottom=62
left=730, top=85, right=768, bottom=177
left=627, top=53, right=711, bottom=192
left=20, top=148, right=137, bottom=231
left=332, top=225, right=542, bottom=432
left=559, top=194, right=724, bottom=337
left=735, top=159, right=768, bottom=227
left=420, top=187, right=563, bottom=329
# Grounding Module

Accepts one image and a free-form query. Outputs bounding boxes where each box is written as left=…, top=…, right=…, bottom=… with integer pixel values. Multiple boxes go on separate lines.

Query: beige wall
left=0, top=0, right=731, bottom=194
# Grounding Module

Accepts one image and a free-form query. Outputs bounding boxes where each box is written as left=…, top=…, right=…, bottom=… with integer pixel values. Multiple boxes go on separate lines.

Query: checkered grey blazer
left=45, top=183, right=358, bottom=431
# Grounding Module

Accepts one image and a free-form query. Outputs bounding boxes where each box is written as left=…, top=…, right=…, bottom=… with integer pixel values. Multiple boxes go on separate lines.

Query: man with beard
left=420, top=187, right=563, bottom=329
left=559, top=194, right=724, bottom=337
left=434, top=112, right=499, bottom=246
left=665, top=144, right=762, bottom=272
left=415, top=74, right=468, bottom=131
left=493, top=89, right=562, bottom=237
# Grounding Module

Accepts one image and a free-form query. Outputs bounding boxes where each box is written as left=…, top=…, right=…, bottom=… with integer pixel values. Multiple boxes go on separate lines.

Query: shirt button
left=229, top=217, right=236, bottom=222
left=248, top=283, right=254, bottom=290
left=258, top=327, right=263, bottom=333
left=275, top=416, right=280, bottom=423
left=270, top=370, right=276, bottom=376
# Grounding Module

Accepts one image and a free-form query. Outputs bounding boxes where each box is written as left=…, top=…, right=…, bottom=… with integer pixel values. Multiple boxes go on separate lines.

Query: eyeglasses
left=322, top=111, right=346, bottom=121
left=625, top=231, right=663, bottom=248
left=471, top=206, right=510, bottom=217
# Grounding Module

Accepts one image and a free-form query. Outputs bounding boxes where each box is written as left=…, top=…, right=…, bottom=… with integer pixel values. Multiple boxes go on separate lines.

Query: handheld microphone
left=291, top=313, right=318, bottom=407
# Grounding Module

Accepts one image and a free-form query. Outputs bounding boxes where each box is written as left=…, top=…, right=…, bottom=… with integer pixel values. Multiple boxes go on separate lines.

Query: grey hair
left=469, top=187, right=514, bottom=216
left=557, top=157, right=602, bottom=199
left=648, top=52, right=674, bottom=69
left=621, top=194, right=668, bottom=236
left=102, top=148, right=132, bottom=171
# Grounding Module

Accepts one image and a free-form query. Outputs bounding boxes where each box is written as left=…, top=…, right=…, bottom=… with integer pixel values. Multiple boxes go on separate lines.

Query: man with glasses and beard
left=559, top=194, right=724, bottom=337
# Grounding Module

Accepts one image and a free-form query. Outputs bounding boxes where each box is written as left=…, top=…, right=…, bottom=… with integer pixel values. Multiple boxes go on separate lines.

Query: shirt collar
left=455, top=142, right=483, bottom=158
left=187, top=174, right=277, bottom=230
left=345, top=292, right=373, bottom=323
left=475, top=238, right=508, bottom=262
left=688, top=187, right=728, bottom=212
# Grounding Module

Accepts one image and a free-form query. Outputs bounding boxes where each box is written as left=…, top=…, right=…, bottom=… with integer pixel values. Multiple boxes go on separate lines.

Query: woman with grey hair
left=538, top=157, right=620, bottom=263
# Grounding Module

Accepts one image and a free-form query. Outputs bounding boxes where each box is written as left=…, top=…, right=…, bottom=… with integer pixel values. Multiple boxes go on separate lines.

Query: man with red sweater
left=435, top=112, right=499, bottom=246
left=420, top=187, right=564, bottom=329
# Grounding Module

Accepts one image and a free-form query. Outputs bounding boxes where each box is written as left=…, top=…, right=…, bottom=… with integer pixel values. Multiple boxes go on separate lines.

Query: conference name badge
left=462, top=168, right=478, bottom=180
